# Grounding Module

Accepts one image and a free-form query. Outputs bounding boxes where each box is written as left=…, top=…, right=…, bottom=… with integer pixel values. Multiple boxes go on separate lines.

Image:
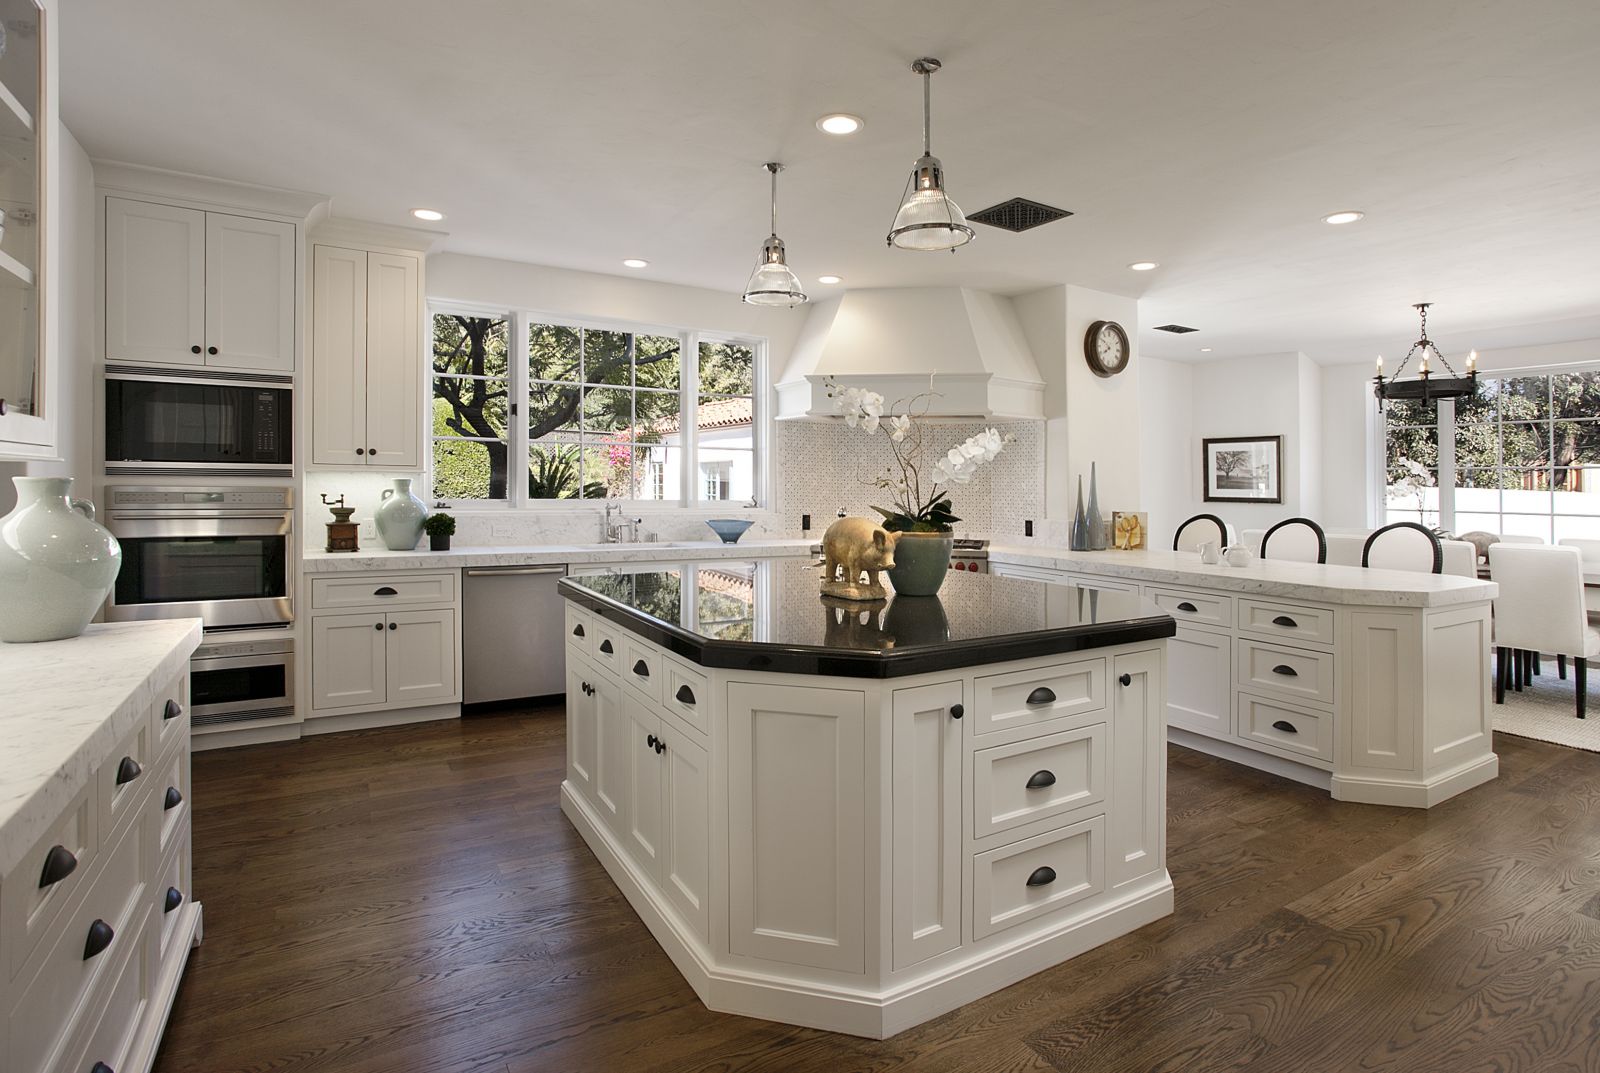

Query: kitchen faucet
left=602, top=503, right=642, bottom=543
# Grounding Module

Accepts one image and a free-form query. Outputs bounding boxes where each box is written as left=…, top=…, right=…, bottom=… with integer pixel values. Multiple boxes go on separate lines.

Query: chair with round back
left=1173, top=513, right=1229, bottom=553
left=1489, top=543, right=1598, bottom=717
left=1559, top=538, right=1600, bottom=617
left=1259, top=518, right=1327, bottom=564
left=1361, top=522, right=1443, bottom=574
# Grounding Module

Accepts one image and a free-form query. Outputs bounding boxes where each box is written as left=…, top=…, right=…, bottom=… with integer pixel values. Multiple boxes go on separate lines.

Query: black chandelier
left=1373, top=302, right=1477, bottom=411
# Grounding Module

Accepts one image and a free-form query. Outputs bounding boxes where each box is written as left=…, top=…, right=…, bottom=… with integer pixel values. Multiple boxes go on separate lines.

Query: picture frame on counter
left=1202, top=435, right=1282, bottom=503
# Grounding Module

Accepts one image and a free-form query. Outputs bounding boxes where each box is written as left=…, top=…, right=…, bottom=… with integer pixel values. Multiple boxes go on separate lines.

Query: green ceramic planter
left=886, top=531, right=955, bottom=596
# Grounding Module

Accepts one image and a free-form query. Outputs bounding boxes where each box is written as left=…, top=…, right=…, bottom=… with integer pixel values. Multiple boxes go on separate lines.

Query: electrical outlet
left=1025, top=519, right=1034, bottom=537
left=359, top=522, right=375, bottom=539
left=491, top=523, right=513, bottom=539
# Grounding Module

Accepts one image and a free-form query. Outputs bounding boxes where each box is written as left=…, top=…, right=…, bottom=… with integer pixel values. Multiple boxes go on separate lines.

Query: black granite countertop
left=559, top=559, right=1176, bottom=678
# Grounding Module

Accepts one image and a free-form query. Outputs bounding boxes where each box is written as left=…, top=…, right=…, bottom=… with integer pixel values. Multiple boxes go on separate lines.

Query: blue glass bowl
left=706, top=518, right=755, bottom=544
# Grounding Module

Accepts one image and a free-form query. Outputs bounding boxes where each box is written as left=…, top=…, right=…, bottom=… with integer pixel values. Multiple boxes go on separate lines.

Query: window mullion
left=1437, top=399, right=1456, bottom=532
left=683, top=331, right=699, bottom=507
left=509, top=311, right=529, bottom=509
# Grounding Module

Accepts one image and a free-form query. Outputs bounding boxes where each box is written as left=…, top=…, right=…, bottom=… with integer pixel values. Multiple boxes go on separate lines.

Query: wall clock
left=1084, top=320, right=1131, bottom=378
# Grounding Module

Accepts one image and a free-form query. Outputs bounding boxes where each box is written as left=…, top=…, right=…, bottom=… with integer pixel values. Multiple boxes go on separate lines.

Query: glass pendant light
left=887, top=57, right=974, bottom=252
left=742, top=162, right=807, bottom=307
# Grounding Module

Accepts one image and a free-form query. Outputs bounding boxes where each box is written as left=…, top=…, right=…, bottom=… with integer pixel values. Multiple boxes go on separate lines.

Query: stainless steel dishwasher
left=461, top=564, right=569, bottom=704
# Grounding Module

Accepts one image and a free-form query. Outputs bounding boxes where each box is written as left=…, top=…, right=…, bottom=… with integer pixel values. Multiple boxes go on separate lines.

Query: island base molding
left=562, top=783, right=1173, bottom=1039
left=1330, top=753, right=1499, bottom=808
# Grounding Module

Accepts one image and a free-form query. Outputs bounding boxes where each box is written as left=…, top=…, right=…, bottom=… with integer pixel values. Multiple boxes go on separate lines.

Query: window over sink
left=430, top=307, right=765, bottom=507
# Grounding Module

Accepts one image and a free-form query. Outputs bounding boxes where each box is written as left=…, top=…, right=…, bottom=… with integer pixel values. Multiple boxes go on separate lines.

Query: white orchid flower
left=862, top=413, right=880, bottom=434
left=888, top=414, right=911, bottom=442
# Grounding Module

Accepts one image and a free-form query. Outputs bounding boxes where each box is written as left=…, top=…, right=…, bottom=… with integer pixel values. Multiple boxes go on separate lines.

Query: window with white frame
left=1384, top=367, right=1600, bottom=540
left=430, top=308, right=763, bottom=506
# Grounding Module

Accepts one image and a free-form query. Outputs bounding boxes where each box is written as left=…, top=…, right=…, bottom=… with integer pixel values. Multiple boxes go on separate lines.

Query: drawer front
left=1238, top=639, right=1335, bottom=705
left=973, top=658, right=1106, bottom=736
left=152, top=672, right=190, bottom=761
left=8, top=817, right=149, bottom=1073
left=590, top=617, right=624, bottom=675
left=57, top=905, right=155, bottom=1073
left=1146, top=586, right=1232, bottom=628
left=1063, top=572, right=1140, bottom=595
left=973, top=723, right=1107, bottom=840
left=1238, top=597, right=1336, bottom=647
left=662, top=657, right=710, bottom=737
left=155, top=830, right=193, bottom=965
left=98, top=717, right=154, bottom=843
left=150, top=743, right=191, bottom=862
left=564, top=603, right=594, bottom=658
left=622, top=636, right=661, bottom=703
left=310, top=571, right=457, bottom=610
left=972, top=815, right=1106, bottom=941
left=1238, top=692, right=1334, bottom=764
left=2, top=781, right=98, bottom=983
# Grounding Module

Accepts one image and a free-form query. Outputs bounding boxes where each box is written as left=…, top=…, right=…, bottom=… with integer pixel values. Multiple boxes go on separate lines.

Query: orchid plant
left=827, top=376, right=1011, bottom=533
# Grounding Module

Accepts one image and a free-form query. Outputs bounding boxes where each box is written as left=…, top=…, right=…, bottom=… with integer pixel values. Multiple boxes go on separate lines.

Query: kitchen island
left=558, top=559, right=1176, bottom=1038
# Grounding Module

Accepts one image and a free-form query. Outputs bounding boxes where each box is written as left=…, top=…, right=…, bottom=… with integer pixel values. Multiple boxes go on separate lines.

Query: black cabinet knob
left=83, top=918, right=115, bottom=960
left=1025, top=770, right=1057, bottom=790
left=165, top=786, right=183, bottom=811
left=92, top=1063, right=115, bottom=1073
left=1271, top=664, right=1299, bottom=678
left=1026, top=866, right=1057, bottom=887
left=633, top=659, right=650, bottom=677
left=190, top=344, right=202, bottom=354
left=675, top=684, right=695, bottom=705
left=1026, top=686, right=1056, bottom=706
left=163, top=698, right=183, bottom=721
left=1271, top=719, right=1299, bottom=734
left=356, top=447, right=366, bottom=455
left=39, top=844, right=77, bottom=888
left=207, top=346, right=218, bottom=355
left=655, top=739, right=666, bottom=754
left=599, top=639, right=614, bottom=654
left=573, top=624, right=585, bottom=638
left=388, top=622, right=397, bottom=631
left=165, top=886, right=184, bottom=914
left=115, top=756, right=142, bottom=786
left=646, top=734, right=658, bottom=750
left=1272, top=615, right=1299, bottom=628
left=374, top=586, right=398, bottom=596
left=1176, top=602, right=1198, bottom=613
left=374, top=622, right=383, bottom=631
left=949, top=702, right=964, bottom=720
left=368, top=447, right=377, bottom=455
left=1119, top=672, right=1133, bottom=687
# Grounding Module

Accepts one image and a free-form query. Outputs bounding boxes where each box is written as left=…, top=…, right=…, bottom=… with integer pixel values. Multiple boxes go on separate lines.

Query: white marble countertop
left=0, top=619, right=202, bottom=876
left=302, top=538, right=816, bottom=573
left=986, top=546, right=1498, bottom=607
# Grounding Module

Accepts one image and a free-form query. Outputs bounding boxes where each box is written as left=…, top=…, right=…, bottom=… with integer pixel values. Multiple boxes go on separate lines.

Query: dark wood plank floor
left=154, top=710, right=1600, bottom=1073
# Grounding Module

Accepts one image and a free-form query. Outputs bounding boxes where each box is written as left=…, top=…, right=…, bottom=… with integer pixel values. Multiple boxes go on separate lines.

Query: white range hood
left=774, top=287, right=1045, bottom=420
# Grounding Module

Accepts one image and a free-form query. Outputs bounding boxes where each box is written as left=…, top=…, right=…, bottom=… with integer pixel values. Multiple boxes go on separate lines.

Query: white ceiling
left=62, top=0, right=1600, bottom=364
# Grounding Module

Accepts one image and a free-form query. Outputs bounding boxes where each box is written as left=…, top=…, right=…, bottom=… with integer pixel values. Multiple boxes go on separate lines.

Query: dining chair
left=1361, top=522, right=1443, bottom=574
left=1173, top=513, right=1230, bottom=553
left=1498, top=534, right=1547, bottom=544
left=1489, top=544, right=1597, bottom=717
left=1441, top=539, right=1478, bottom=578
left=1259, top=518, right=1327, bottom=563
left=1558, top=539, right=1600, bottom=618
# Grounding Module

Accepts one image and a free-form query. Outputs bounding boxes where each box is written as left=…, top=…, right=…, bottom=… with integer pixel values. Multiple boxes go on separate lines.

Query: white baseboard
left=193, top=722, right=301, bottom=751
left=1333, top=753, right=1499, bottom=807
left=127, top=900, right=203, bottom=1073
left=301, top=703, right=460, bottom=736
left=1169, top=728, right=1333, bottom=790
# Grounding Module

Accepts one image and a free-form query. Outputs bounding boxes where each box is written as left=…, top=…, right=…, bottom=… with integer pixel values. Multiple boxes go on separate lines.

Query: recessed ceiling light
left=411, top=208, right=444, bottom=222
left=1129, top=261, right=1159, bottom=271
left=622, top=258, right=649, bottom=269
left=1322, top=210, right=1364, bottom=225
left=816, top=113, right=864, bottom=135
left=817, top=275, right=843, bottom=285
left=1199, top=347, right=1213, bottom=352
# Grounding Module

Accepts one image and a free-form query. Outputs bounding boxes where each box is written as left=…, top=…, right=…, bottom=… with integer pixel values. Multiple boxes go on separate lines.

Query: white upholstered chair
left=1362, top=522, right=1443, bottom=574
left=1489, top=544, right=1598, bottom=717
left=1259, top=518, right=1327, bottom=563
left=1441, top=539, right=1478, bottom=579
left=1173, top=514, right=1230, bottom=553
left=1558, top=538, right=1600, bottom=617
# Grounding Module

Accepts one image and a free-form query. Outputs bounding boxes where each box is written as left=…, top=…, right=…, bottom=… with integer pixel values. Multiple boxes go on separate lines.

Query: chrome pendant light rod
left=742, top=161, right=806, bottom=307
left=915, top=57, right=938, bottom=156
left=767, top=161, right=780, bottom=236
left=887, top=56, right=974, bottom=252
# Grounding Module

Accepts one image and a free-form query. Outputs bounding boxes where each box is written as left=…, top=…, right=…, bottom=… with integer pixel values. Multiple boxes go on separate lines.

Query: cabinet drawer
left=590, top=618, right=624, bottom=675
left=152, top=672, right=190, bottom=761
left=1063, top=572, right=1140, bottom=595
left=1238, top=692, right=1334, bottom=765
left=98, top=717, right=154, bottom=843
left=155, top=830, right=192, bottom=965
left=56, top=904, right=155, bottom=1073
left=662, top=657, right=710, bottom=737
left=1237, top=639, right=1335, bottom=706
left=310, top=571, right=457, bottom=610
left=150, top=743, right=191, bottom=863
left=7, top=816, right=149, bottom=1073
left=623, top=636, right=661, bottom=703
left=1146, top=586, right=1231, bottom=627
left=1, top=781, right=98, bottom=983
left=564, top=603, right=594, bottom=658
left=1238, top=597, right=1336, bottom=647
left=973, top=723, right=1107, bottom=840
left=972, top=815, right=1105, bottom=941
left=973, top=658, right=1106, bottom=736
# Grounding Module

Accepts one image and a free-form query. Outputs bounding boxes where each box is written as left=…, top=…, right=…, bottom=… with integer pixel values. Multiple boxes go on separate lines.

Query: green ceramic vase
left=886, top=531, right=955, bottom=596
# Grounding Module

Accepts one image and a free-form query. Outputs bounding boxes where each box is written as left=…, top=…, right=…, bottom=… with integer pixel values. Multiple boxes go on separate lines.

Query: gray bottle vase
left=375, top=478, right=428, bottom=551
left=0, top=477, right=122, bottom=642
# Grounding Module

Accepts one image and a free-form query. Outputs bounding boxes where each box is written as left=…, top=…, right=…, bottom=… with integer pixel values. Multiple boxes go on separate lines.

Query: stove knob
left=966, top=562, right=979, bottom=571
left=948, top=562, right=955, bottom=570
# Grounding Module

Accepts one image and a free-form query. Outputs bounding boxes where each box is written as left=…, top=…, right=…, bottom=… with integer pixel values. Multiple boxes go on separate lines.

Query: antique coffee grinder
left=320, top=494, right=360, bottom=553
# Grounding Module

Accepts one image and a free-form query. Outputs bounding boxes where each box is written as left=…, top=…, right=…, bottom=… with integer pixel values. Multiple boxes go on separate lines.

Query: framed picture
left=1202, top=435, right=1282, bottom=503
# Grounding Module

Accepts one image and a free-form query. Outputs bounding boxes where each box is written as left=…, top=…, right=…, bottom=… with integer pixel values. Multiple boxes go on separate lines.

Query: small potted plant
left=423, top=512, right=456, bottom=552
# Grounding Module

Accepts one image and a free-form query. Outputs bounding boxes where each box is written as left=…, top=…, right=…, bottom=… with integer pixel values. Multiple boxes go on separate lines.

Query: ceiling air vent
left=967, top=198, right=1073, bottom=233
left=1153, top=323, right=1199, bottom=334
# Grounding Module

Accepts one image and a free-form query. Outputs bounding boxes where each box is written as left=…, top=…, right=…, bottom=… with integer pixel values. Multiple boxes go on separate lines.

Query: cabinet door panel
left=311, top=613, right=387, bottom=710
left=660, top=726, right=710, bottom=943
left=364, top=252, right=421, bottom=468
left=622, top=691, right=662, bottom=873
left=1109, top=648, right=1164, bottom=887
left=205, top=212, right=295, bottom=371
left=385, top=609, right=458, bottom=707
left=310, top=245, right=367, bottom=465
left=105, top=198, right=206, bottom=366
left=566, top=661, right=597, bottom=800
left=728, top=683, right=866, bottom=974
left=590, top=674, right=628, bottom=839
left=1166, top=627, right=1232, bottom=738
left=891, top=680, right=962, bottom=970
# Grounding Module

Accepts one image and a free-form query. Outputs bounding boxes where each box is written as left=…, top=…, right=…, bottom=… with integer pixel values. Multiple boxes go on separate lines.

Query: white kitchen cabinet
left=1165, top=626, right=1232, bottom=739
left=308, top=573, right=461, bottom=719
left=1108, top=648, right=1164, bottom=888
left=105, top=198, right=294, bottom=372
left=890, top=680, right=962, bottom=970
left=658, top=722, right=710, bottom=943
left=386, top=609, right=458, bottom=707
left=622, top=689, right=663, bottom=872
left=310, top=613, right=388, bottom=710
left=566, top=660, right=598, bottom=800
left=591, top=671, right=628, bottom=840
left=310, top=243, right=422, bottom=468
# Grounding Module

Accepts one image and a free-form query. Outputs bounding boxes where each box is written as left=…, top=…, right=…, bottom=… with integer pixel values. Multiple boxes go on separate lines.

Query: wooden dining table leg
left=1496, top=646, right=1508, bottom=704
left=1578, top=658, right=1588, bottom=720
left=1559, top=654, right=1567, bottom=680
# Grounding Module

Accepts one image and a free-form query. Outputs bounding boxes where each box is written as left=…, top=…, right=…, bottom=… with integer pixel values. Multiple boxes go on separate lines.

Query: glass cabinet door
left=0, top=0, right=50, bottom=454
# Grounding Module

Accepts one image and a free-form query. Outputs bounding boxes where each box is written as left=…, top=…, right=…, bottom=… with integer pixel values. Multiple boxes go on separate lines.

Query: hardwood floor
left=155, top=710, right=1600, bottom=1073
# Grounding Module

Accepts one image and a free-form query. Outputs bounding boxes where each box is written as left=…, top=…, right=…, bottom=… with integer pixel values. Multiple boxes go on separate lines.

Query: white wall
left=1138, top=357, right=1193, bottom=545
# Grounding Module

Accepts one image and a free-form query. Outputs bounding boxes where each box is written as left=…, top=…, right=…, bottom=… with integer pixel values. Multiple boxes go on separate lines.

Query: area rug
left=1493, top=660, right=1600, bottom=753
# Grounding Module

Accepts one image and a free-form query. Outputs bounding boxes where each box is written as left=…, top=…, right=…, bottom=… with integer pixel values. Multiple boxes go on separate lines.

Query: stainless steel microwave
left=105, top=365, right=293, bottom=477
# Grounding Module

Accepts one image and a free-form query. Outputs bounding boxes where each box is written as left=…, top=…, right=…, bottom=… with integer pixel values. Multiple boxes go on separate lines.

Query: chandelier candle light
left=1373, top=302, right=1478, bottom=411
left=742, top=162, right=807, bottom=307
left=886, top=58, right=975, bottom=252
